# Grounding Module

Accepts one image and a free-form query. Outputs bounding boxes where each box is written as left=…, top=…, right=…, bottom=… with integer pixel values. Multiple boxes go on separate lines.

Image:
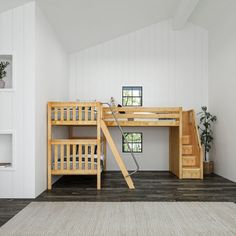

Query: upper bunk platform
left=48, top=102, right=182, bottom=127
left=102, top=106, right=182, bottom=127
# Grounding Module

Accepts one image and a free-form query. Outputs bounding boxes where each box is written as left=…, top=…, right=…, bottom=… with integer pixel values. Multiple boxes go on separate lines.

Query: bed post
left=47, top=102, right=52, bottom=190
left=179, top=107, right=183, bottom=179
left=97, top=102, right=101, bottom=190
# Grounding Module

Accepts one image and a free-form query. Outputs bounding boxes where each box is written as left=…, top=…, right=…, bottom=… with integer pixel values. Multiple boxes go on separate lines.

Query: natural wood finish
left=182, top=156, right=196, bottom=167
left=72, top=145, right=76, bottom=170
left=101, top=120, right=134, bottom=189
left=48, top=102, right=203, bottom=190
left=97, top=103, right=101, bottom=190
left=54, top=145, right=58, bottom=171
left=47, top=103, right=52, bottom=190
left=169, top=127, right=180, bottom=178
left=61, top=145, right=64, bottom=171
left=182, top=110, right=203, bottom=179
left=66, top=144, right=70, bottom=170
left=79, top=144, right=82, bottom=170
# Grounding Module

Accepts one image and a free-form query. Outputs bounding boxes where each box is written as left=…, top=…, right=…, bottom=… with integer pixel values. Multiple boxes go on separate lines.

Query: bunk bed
left=47, top=102, right=203, bottom=190
left=48, top=102, right=104, bottom=190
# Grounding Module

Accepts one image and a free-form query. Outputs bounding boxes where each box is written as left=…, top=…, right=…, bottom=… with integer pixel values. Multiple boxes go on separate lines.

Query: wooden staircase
left=182, top=111, right=203, bottom=179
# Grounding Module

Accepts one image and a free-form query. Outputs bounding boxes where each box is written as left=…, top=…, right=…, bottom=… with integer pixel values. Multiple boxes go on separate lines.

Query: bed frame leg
left=48, top=173, right=52, bottom=190
left=97, top=173, right=101, bottom=190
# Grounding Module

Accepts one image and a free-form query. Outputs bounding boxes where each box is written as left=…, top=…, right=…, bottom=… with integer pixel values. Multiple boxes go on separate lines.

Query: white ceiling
left=1, top=0, right=236, bottom=53
left=37, top=0, right=180, bottom=52
left=190, top=0, right=236, bottom=29
left=0, top=0, right=32, bottom=13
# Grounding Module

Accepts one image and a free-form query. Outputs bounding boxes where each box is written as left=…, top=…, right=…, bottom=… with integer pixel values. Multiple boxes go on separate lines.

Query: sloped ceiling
left=2, top=0, right=235, bottom=53
left=190, top=0, right=236, bottom=29
left=37, top=0, right=180, bottom=52
left=0, top=0, right=32, bottom=13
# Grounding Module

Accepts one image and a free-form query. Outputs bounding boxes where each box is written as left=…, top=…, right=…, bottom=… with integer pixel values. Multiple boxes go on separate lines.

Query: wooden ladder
left=101, top=120, right=135, bottom=189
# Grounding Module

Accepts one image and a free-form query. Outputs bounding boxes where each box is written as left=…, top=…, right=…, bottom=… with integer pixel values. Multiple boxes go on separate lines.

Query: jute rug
left=1, top=202, right=236, bottom=236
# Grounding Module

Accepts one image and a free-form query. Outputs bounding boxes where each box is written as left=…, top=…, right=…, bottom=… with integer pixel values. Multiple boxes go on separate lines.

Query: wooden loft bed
left=47, top=102, right=203, bottom=190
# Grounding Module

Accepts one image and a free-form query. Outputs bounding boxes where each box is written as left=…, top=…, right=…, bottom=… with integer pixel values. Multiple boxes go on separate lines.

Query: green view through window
left=122, top=132, right=143, bottom=153
left=122, top=86, right=142, bottom=106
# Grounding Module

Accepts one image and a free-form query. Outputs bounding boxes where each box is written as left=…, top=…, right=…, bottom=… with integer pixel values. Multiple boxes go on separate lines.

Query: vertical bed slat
left=60, top=108, right=63, bottom=121
left=91, top=106, right=95, bottom=121
left=79, top=144, right=82, bottom=170
left=91, top=145, right=95, bottom=170
left=73, top=144, right=76, bottom=170
left=79, top=107, right=82, bottom=121
left=67, top=144, right=70, bottom=170
left=54, top=107, right=58, bottom=121
left=73, top=107, right=76, bottom=121
left=85, top=144, right=88, bottom=170
left=54, top=144, right=58, bottom=170
left=85, top=107, right=88, bottom=121
left=60, top=144, right=64, bottom=170
left=67, top=107, right=70, bottom=121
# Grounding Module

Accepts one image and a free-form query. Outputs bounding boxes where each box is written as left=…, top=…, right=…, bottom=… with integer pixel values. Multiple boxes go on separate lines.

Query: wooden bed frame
left=47, top=102, right=203, bottom=190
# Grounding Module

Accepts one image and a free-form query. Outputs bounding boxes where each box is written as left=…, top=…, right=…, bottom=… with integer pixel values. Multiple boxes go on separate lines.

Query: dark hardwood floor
left=0, top=171, right=236, bottom=227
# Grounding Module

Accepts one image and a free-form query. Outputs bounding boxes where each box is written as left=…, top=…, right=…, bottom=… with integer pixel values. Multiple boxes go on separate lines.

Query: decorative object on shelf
left=198, top=106, right=217, bottom=174
left=0, top=61, right=10, bottom=88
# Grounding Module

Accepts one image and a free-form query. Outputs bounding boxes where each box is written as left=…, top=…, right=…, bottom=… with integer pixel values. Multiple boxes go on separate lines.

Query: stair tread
left=183, top=167, right=200, bottom=170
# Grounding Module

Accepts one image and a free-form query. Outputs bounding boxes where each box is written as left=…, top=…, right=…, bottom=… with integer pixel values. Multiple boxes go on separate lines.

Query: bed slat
left=85, top=107, right=88, bottom=121
left=60, top=145, right=64, bottom=170
left=79, top=145, right=82, bottom=170
left=85, top=144, right=88, bottom=170
left=73, top=107, right=76, bottom=121
left=54, top=108, right=58, bottom=121
left=91, top=145, right=95, bottom=170
left=79, top=107, right=82, bottom=121
left=73, top=144, right=76, bottom=170
left=54, top=145, right=58, bottom=170
left=67, top=144, right=70, bottom=170
left=67, top=108, right=70, bottom=121
left=91, top=106, right=95, bottom=121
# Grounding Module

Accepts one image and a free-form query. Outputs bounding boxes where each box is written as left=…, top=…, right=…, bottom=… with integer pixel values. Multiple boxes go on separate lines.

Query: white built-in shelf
left=0, top=130, right=15, bottom=171
left=0, top=54, right=13, bottom=90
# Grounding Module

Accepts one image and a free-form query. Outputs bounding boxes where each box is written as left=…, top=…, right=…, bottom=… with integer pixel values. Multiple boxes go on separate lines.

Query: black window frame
left=122, top=86, right=143, bottom=106
left=122, top=132, right=143, bottom=153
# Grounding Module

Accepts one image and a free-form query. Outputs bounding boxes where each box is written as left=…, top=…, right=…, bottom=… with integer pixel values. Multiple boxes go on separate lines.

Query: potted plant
left=198, top=106, right=217, bottom=174
left=0, top=61, right=10, bottom=88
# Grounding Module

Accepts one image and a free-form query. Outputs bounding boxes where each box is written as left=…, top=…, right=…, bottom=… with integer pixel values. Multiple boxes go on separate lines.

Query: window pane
left=133, top=89, right=141, bottom=96
left=132, top=97, right=141, bottom=106
left=123, top=89, right=132, bottom=96
left=133, top=143, right=142, bottom=152
left=123, top=144, right=129, bottom=152
left=124, top=133, right=133, bottom=142
left=132, top=133, right=141, bottom=142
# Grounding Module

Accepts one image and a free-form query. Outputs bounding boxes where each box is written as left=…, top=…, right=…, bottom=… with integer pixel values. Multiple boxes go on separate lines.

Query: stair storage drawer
left=182, top=145, right=193, bottom=155
left=182, top=156, right=196, bottom=166
left=182, top=168, right=201, bottom=179
left=182, top=135, right=191, bottom=145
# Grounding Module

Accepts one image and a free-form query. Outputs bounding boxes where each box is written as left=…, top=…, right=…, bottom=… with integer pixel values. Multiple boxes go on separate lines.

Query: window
left=122, top=132, right=143, bottom=153
left=122, top=86, right=142, bottom=106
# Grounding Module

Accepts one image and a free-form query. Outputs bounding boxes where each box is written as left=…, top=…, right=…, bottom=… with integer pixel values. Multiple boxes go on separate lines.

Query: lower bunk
left=48, top=139, right=105, bottom=190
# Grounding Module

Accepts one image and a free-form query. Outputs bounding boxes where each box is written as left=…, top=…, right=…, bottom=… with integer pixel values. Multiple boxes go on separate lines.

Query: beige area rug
left=1, top=202, right=236, bottom=236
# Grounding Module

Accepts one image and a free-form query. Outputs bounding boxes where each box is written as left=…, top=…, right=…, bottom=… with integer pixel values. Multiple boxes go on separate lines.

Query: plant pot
left=0, top=80, right=5, bottom=88
left=203, top=161, right=214, bottom=175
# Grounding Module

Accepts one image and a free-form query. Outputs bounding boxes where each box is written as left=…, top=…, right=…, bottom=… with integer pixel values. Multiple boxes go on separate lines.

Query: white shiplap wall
left=69, top=20, right=208, bottom=170
left=0, top=3, right=35, bottom=198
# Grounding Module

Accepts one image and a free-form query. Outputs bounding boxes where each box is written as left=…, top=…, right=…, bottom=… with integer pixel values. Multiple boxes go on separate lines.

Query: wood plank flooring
left=0, top=171, right=236, bottom=227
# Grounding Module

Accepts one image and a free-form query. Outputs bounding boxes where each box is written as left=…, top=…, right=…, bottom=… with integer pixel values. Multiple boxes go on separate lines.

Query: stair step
left=182, top=167, right=201, bottom=179
left=182, top=135, right=191, bottom=145
left=182, top=155, right=196, bottom=167
left=182, top=145, right=193, bottom=155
